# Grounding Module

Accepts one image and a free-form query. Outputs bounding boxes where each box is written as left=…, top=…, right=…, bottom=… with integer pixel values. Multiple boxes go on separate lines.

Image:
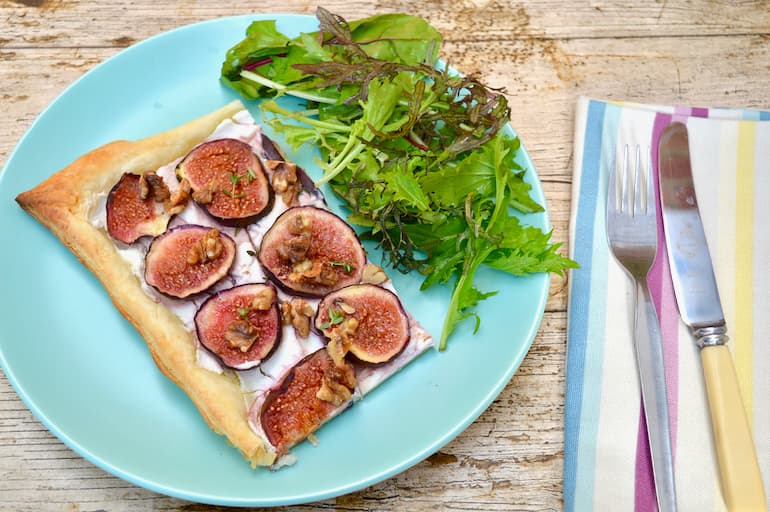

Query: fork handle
left=634, top=281, right=678, bottom=512
left=701, top=345, right=767, bottom=511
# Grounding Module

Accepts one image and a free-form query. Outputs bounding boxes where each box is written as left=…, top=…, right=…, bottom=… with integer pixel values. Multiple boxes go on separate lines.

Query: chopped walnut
left=139, top=174, right=150, bottom=200
left=288, top=213, right=311, bottom=236
left=166, top=178, right=192, bottom=215
left=340, top=316, right=359, bottom=336
left=335, top=300, right=355, bottom=315
left=288, top=259, right=339, bottom=287
left=139, top=171, right=170, bottom=202
left=250, top=287, right=276, bottom=311
left=279, top=302, right=292, bottom=326
left=186, top=248, right=200, bottom=265
left=187, top=228, right=223, bottom=265
left=362, top=263, right=389, bottom=285
left=316, top=378, right=350, bottom=406
left=224, top=319, right=258, bottom=353
left=317, top=264, right=339, bottom=286
left=326, top=331, right=350, bottom=368
left=316, top=360, right=356, bottom=406
left=325, top=316, right=359, bottom=367
left=292, top=316, right=311, bottom=339
left=290, top=259, right=313, bottom=277
left=277, top=214, right=313, bottom=264
left=268, top=161, right=301, bottom=206
left=277, top=231, right=311, bottom=263
left=191, top=183, right=214, bottom=205
left=280, top=299, right=315, bottom=338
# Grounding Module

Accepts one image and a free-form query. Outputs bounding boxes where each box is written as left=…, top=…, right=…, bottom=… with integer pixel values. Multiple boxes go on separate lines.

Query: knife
left=658, top=122, right=767, bottom=511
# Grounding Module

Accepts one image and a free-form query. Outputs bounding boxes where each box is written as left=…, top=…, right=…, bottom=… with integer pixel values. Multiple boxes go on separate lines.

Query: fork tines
left=608, top=144, right=654, bottom=217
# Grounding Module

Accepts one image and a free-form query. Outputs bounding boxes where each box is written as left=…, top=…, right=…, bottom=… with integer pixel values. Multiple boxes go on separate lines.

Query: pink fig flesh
left=106, top=173, right=170, bottom=243
left=144, top=225, right=235, bottom=298
left=258, top=206, right=366, bottom=297
left=194, top=283, right=281, bottom=369
left=177, top=138, right=272, bottom=226
left=260, top=349, right=355, bottom=455
left=316, top=284, right=410, bottom=364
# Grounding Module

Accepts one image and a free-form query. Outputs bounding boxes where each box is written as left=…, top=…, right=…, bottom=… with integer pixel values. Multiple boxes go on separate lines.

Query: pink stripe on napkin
left=634, top=112, right=681, bottom=510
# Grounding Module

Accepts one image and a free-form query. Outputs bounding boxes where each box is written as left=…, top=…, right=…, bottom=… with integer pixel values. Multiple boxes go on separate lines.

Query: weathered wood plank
left=1, top=0, right=769, bottom=509
left=0, top=0, right=768, bottom=49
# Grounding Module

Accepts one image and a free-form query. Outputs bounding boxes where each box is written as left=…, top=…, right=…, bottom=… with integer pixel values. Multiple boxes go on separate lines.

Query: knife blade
left=658, top=122, right=767, bottom=511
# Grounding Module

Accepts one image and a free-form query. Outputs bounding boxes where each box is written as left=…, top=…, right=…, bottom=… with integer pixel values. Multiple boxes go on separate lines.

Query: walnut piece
left=362, top=263, right=388, bottom=285
left=316, top=360, right=356, bottom=406
left=224, top=319, right=258, bottom=353
left=139, top=171, right=171, bottom=202
left=268, top=161, right=301, bottom=206
left=139, top=174, right=150, bottom=200
left=277, top=231, right=311, bottom=263
left=277, top=213, right=313, bottom=264
left=250, top=287, right=276, bottom=311
left=288, top=259, right=340, bottom=287
left=166, top=178, right=192, bottom=215
left=187, top=228, right=223, bottom=265
left=317, top=264, right=339, bottom=286
left=325, top=316, right=359, bottom=367
left=336, top=300, right=356, bottom=315
left=287, top=213, right=311, bottom=235
left=280, top=299, right=315, bottom=338
left=191, top=182, right=214, bottom=205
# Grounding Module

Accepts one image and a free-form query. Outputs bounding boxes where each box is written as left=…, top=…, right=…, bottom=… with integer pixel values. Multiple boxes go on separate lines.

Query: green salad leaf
left=221, top=7, right=577, bottom=348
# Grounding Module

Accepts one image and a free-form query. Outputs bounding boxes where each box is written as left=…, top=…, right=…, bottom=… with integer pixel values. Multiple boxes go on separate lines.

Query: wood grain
left=0, top=1, right=768, bottom=510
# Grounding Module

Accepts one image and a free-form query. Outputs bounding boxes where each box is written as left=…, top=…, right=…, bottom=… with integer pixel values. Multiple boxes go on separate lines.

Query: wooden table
left=0, top=1, right=768, bottom=510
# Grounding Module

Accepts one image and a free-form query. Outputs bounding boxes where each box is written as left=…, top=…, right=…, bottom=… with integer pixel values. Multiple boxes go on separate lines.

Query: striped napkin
left=565, top=97, right=770, bottom=511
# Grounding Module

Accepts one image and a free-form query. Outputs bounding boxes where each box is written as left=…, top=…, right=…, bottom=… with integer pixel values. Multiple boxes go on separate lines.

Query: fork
left=606, top=145, right=678, bottom=512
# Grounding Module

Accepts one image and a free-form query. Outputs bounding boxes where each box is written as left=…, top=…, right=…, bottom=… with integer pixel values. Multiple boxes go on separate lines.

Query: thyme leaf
left=327, top=261, right=356, bottom=274
left=319, top=308, right=345, bottom=330
left=222, top=189, right=245, bottom=199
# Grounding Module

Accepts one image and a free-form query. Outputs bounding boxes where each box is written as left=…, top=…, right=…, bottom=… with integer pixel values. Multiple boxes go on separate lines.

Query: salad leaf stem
left=240, top=69, right=337, bottom=104
left=221, top=8, right=578, bottom=347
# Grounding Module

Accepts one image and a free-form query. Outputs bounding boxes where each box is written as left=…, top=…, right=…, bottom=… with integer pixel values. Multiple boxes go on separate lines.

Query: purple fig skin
left=176, top=138, right=273, bottom=227
left=144, top=224, right=236, bottom=299
left=194, top=283, right=281, bottom=370
left=259, top=133, right=285, bottom=162
left=294, top=165, right=324, bottom=204
left=258, top=348, right=355, bottom=456
left=315, top=284, right=411, bottom=365
left=258, top=206, right=366, bottom=297
left=106, top=173, right=171, bottom=244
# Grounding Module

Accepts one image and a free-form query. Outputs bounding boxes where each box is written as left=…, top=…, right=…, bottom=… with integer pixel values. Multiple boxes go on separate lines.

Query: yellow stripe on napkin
left=735, top=121, right=755, bottom=418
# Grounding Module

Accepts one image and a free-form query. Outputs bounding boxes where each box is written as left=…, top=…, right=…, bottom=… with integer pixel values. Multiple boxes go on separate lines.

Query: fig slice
left=144, top=225, right=235, bottom=298
left=258, top=206, right=366, bottom=297
left=260, top=348, right=356, bottom=456
left=194, top=283, right=281, bottom=370
left=177, top=138, right=272, bottom=227
left=315, top=284, right=411, bottom=365
left=106, top=172, right=171, bottom=243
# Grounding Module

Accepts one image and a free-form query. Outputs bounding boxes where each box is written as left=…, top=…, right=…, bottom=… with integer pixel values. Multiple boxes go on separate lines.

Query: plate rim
left=0, top=13, right=551, bottom=506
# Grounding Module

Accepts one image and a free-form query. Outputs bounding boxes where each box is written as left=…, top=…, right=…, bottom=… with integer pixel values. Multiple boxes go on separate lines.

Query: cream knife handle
left=701, top=344, right=767, bottom=511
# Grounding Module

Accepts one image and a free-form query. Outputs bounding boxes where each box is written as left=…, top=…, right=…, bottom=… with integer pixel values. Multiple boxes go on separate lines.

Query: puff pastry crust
left=16, top=101, right=275, bottom=467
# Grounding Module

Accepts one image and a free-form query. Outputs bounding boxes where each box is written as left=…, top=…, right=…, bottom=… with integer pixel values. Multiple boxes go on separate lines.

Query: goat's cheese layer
left=89, top=110, right=434, bottom=448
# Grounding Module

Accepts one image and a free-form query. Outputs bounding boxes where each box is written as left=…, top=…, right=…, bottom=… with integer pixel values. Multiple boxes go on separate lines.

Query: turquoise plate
left=0, top=14, right=549, bottom=506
